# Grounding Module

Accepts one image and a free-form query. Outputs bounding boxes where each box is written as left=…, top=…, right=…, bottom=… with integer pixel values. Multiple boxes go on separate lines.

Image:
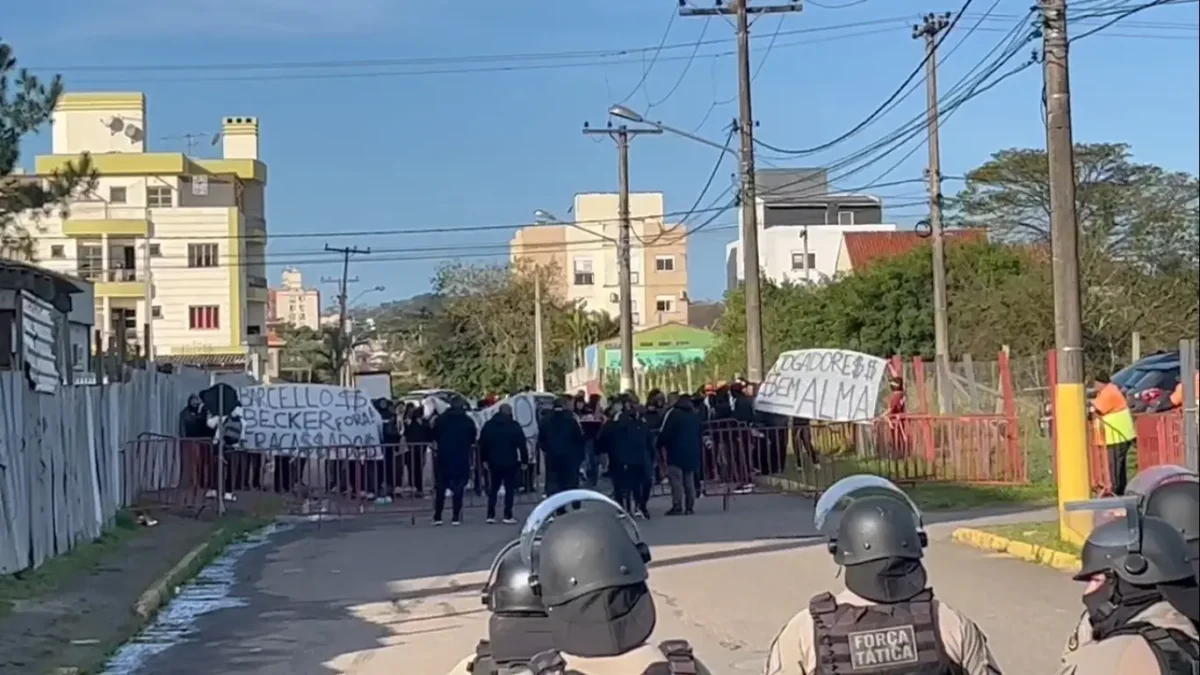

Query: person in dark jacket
left=432, top=401, right=478, bottom=525
left=537, top=396, right=585, bottom=496
left=659, top=396, right=704, bottom=515
left=402, top=405, right=429, bottom=497
left=605, top=397, right=653, bottom=519
left=478, top=403, right=528, bottom=523
left=642, top=389, right=667, bottom=501
left=178, top=395, right=210, bottom=491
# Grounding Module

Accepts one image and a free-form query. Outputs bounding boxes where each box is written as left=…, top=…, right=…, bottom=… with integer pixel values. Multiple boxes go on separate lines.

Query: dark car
left=1112, top=351, right=1182, bottom=412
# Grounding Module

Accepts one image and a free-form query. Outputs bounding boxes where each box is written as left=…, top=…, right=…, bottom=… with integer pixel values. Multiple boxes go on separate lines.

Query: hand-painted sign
left=238, top=384, right=383, bottom=455
left=754, top=349, right=887, bottom=422
left=425, top=392, right=556, bottom=446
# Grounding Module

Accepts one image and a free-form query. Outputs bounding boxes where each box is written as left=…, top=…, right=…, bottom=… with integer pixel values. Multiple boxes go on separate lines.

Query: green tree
left=953, top=143, right=1198, bottom=369
left=275, top=325, right=338, bottom=382
left=1, top=39, right=96, bottom=258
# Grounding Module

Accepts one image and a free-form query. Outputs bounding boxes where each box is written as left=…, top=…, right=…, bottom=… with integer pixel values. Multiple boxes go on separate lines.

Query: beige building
left=510, top=192, right=689, bottom=328
left=269, top=268, right=320, bottom=330
left=22, top=92, right=268, bottom=372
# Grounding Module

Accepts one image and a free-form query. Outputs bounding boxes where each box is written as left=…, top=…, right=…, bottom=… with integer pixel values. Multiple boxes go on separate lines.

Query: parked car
left=398, top=388, right=475, bottom=410
left=1112, top=351, right=1182, bottom=413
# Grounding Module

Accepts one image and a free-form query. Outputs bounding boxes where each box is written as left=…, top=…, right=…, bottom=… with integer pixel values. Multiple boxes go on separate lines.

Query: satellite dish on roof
left=103, top=117, right=125, bottom=133
left=124, top=124, right=143, bottom=142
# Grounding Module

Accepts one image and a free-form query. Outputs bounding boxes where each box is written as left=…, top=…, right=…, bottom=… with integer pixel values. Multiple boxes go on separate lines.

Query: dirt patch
left=0, top=512, right=219, bottom=675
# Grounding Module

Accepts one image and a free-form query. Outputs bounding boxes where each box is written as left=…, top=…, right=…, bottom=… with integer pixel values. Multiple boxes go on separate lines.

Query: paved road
left=119, top=494, right=1083, bottom=674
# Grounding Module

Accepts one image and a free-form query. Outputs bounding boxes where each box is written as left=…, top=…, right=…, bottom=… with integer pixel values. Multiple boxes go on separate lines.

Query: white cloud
left=49, top=0, right=403, bottom=41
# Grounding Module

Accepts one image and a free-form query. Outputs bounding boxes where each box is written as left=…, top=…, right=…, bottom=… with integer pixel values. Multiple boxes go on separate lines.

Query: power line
left=616, top=6, right=679, bottom=106
left=644, top=16, right=713, bottom=109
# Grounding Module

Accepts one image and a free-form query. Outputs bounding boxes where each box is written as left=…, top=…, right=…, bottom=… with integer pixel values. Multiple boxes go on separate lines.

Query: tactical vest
left=1107, top=622, right=1199, bottom=675
left=468, top=639, right=537, bottom=675
left=529, top=640, right=698, bottom=675
left=808, top=591, right=962, bottom=675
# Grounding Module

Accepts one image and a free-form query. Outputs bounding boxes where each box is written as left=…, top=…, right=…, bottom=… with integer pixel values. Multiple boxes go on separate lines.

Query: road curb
left=754, top=475, right=818, bottom=493
left=132, top=529, right=223, bottom=620
left=951, top=527, right=1081, bottom=573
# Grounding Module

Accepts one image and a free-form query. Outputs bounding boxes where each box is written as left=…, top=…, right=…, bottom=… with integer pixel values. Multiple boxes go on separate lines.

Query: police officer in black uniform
left=1057, top=496, right=1199, bottom=675
left=448, top=539, right=554, bottom=674
left=516, top=490, right=713, bottom=675
left=765, top=475, right=1002, bottom=675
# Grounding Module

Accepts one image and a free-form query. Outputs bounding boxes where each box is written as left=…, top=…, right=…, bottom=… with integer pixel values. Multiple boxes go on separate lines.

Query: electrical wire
left=616, top=7, right=679, bottom=106
left=634, top=123, right=737, bottom=246
left=1070, top=0, right=1195, bottom=40
left=643, top=16, right=712, bottom=110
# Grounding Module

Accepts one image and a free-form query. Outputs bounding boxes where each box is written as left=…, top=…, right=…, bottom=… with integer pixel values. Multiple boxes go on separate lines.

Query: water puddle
left=100, top=523, right=292, bottom=674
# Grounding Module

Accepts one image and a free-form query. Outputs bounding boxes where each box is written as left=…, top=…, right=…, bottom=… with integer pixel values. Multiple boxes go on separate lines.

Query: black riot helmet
left=815, top=475, right=928, bottom=566
left=482, top=540, right=545, bottom=615
left=518, top=490, right=651, bottom=608
left=1071, top=497, right=1194, bottom=585
left=1127, top=466, right=1200, bottom=544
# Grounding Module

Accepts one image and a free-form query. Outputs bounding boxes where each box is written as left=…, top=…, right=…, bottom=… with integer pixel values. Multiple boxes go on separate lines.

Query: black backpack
left=529, top=640, right=698, bottom=675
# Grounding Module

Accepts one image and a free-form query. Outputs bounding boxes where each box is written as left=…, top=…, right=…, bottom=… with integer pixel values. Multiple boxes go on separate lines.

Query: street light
left=607, top=104, right=737, bottom=156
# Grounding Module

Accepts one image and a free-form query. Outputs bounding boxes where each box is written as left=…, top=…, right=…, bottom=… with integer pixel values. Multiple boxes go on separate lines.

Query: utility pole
left=915, top=13, right=952, bottom=413
left=583, top=123, right=661, bottom=393
left=681, top=0, right=801, bottom=382
left=1041, top=0, right=1089, bottom=543
left=322, top=245, right=369, bottom=387
left=533, top=271, right=545, bottom=392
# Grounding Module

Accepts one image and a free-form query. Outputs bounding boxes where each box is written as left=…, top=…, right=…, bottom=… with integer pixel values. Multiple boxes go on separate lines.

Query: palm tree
left=562, top=307, right=621, bottom=368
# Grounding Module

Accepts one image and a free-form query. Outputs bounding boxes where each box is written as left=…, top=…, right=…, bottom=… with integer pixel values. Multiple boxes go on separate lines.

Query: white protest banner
left=754, top=349, right=887, bottom=422
left=425, top=392, right=556, bottom=447
left=239, top=384, right=383, bottom=457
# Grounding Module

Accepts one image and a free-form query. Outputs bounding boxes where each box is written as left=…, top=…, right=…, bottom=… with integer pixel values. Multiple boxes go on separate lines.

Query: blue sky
left=10, top=0, right=1198, bottom=306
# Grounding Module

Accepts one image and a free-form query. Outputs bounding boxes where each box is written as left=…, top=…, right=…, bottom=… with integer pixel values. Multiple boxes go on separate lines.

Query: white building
left=725, top=168, right=899, bottom=289
left=24, top=92, right=269, bottom=372
left=269, top=268, right=320, bottom=330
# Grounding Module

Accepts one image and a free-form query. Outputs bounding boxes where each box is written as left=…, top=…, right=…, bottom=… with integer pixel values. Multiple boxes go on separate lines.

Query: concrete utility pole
left=914, top=12, right=952, bottom=413
left=681, top=0, right=801, bottom=382
left=583, top=123, right=661, bottom=393
left=1041, top=0, right=1089, bottom=543
left=322, top=245, right=369, bottom=387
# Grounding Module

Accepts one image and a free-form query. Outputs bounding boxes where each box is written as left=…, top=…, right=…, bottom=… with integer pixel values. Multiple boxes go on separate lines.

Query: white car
left=399, top=388, right=475, bottom=410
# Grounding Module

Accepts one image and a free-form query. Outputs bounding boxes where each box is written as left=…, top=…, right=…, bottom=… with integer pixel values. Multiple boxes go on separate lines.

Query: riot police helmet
left=481, top=540, right=544, bottom=615
left=1127, top=465, right=1200, bottom=544
left=1070, top=497, right=1194, bottom=585
left=519, top=489, right=650, bottom=607
left=815, top=475, right=928, bottom=566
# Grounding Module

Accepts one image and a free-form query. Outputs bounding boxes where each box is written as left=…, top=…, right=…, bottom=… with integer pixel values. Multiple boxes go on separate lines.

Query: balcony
left=246, top=215, right=267, bottom=240
left=247, top=274, right=268, bottom=302
left=62, top=202, right=149, bottom=237
left=80, top=267, right=147, bottom=298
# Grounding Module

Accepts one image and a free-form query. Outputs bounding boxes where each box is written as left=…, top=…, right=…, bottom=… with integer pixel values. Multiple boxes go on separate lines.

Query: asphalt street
left=117, top=493, right=1083, bottom=674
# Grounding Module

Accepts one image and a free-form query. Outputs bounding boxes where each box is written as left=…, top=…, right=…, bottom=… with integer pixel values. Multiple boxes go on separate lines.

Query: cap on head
left=1074, top=514, right=1195, bottom=585
left=483, top=541, right=545, bottom=615
left=532, top=509, right=651, bottom=607
left=831, top=495, right=927, bottom=566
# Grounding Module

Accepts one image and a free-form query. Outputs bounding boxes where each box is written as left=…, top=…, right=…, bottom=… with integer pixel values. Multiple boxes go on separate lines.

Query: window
left=109, top=186, right=127, bottom=203
left=188, top=305, right=220, bottom=330
left=630, top=271, right=640, bottom=285
left=573, top=258, right=594, bottom=286
left=149, top=244, right=162, bottom=257
left=655, top=255, right=676, bottom=272
left=78, top=243, right=103, bottom=280
left=838, top=210, right=855, bottom=225
left=187, top=243, right=219, bottom=268
left=791, top=252, right=816, bottom=270
left=655, top=296, right=675, bottom=313
left=50, top=245, right=65, bottom=258
left=632, top=313, right=641, bottom=325
left=147, top=186, right=173, bottom=208
left=151, top=306, right=163, bottom=319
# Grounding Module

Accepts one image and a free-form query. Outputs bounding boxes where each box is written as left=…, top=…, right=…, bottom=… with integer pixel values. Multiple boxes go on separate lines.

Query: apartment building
left=25, top=92, right=268, bottom=371
left=725, top=168, right=898, bottom=289
left=510, top=192, right=689, bottom=328
left=268, top=268, right=320, bottom=330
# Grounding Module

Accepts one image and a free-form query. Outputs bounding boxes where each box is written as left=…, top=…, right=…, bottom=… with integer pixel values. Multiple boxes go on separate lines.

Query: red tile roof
left=842, top=229, right=985, bottom=271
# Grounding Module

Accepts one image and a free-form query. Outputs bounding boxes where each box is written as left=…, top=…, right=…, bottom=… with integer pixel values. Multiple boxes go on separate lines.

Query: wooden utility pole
left=1042, top=0, right=1089, bottom=542
left=533, top=272, right=545, bottom=392
left=681, top=0, right=801, bottom=382
left=582, top=123, right=661, bottom=392
left=914, top=13, right=952, bottom=413
left=322, top=245, right=369, bottom=387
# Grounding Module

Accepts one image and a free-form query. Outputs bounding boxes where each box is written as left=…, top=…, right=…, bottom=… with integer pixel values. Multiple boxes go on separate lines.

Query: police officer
left=1062, top=467, right=1200, bottom=663
left=518, top=489, right=713, bottom=675
left=765, top=475, right=1002, bottom=675
left=1057, top=497, right=1198, bottom=675
left=448, top=540, right=554, bottom=674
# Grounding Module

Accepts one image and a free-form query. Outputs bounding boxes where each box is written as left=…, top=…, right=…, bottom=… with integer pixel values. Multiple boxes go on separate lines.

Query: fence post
left=1131, top=331, right=1142, bottom=364
left=1181, top=338, right=1198, bottom=472
left=997, top=349, right=1022, bottom=481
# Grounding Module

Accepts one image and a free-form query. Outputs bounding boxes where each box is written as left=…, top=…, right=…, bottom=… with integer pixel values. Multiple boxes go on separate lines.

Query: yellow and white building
left=24, top=92, right=269, bottom=372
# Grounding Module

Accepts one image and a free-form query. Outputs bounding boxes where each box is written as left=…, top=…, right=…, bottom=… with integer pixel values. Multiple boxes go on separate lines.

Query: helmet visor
left=1064, top=496, right=1143, bottom=554
left=1126, top=465, right=1199, bottom=499
left=814, top=474, right=924, bottom=536
left=482, top=539, right=520, bottom=600
left=519, top=489, right=642, bottom=570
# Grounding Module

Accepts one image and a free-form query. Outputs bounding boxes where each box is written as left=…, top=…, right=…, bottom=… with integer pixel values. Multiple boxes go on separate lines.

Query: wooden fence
left=0, top=368, right=210, bottom=574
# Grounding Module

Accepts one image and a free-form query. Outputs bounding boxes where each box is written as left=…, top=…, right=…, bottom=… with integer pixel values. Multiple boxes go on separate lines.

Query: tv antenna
left=162, top=131, right=222, bottom=155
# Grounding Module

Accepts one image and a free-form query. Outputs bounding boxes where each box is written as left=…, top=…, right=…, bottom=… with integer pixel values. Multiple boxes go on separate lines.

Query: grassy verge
left=80, top=511, right=279, bottom=675
left=975, top=520, right=1081, bottom=556
left=0, top=511, right=143, bottom=617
